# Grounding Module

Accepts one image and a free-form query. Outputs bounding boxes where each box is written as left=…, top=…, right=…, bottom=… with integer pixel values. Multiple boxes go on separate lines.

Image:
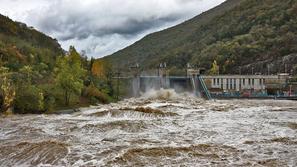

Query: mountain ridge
left=103, top=0, right=246, bottom=69
left=0, top=14, right=64, bottom=71
left=103, top=0, right=297, bottom=75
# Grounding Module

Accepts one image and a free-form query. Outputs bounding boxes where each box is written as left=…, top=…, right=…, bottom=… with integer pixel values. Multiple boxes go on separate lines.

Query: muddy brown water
left=0, top=89, right=296, bottom=167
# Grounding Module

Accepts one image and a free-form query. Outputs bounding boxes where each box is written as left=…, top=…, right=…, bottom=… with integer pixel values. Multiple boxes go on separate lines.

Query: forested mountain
left=104, top=0, right=297, bottom=75
left=0, top=14, right=115, bottom=114
left=0, top=14, right=64, bottom=71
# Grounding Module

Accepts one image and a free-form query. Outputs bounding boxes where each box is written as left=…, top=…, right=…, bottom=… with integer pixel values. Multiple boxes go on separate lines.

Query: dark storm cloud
left=33, top=1, right=190, bottom=41
left=44, top=13, right=181, bottom=41
left=92, top=14, right=182, bottom=38
left=0, top=0, right=226, bottom=57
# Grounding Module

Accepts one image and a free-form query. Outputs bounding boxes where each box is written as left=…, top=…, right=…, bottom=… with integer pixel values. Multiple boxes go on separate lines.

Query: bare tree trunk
left=67, top=93, right=71, bottom=106
left=65, top=90, right=68, bottom=106
left=64, top=90, right=71, bottom=106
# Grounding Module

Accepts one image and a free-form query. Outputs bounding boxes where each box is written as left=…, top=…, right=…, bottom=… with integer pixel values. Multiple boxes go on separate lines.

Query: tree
left=209, top=60, right=220, bottom=75
left=0, top=68, right=15, bottom=114
left=55, top=46, right=85, bottom=106
left=91, top=60, right=114, bottom=96
left=91, top=60, right=106, bottom=78
left=14, top=85, right=44, bottom=113
left=19, top=65, right=34, bottom=84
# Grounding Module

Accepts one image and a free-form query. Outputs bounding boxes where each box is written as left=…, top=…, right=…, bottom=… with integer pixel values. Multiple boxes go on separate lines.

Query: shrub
left=39, top=84, right=57, bottom=112
left=44, top=96, right=55, bottom=113
left=83, top=85, right=109, bottom=104
left=14, top=85, right=44, bottom=114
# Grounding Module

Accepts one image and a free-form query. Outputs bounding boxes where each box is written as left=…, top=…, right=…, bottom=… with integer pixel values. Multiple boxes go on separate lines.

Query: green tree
left=14, top=85, right=44, bottom=113
left=55, top=46, right=85, bottom=106
left=19, top=65, right=34, bottom=84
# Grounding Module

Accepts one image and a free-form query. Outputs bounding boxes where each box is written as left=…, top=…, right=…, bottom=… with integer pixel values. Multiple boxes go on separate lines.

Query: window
left=234, top=79, right=236, bottom=89
left=243, top=79, right=245, bottom=85
left=221, top=79, right=223, bottom=89
left=230, top=79, right=233, bottom=89
left=226, top=79, right=229, bottom=89
left=217, top=78, right=220, bottom=85
left=248, top=79, right=251, bottom=85
left=213, top=78, right=216, bottom=86
left=252, top=79, right=255, bottom=86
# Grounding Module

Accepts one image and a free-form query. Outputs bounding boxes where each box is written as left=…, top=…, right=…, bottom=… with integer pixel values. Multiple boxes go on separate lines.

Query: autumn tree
left=91, top=60, right=106, bottom=78
left=91, top=60, right=114, bottom=96
left=209, top=60, right=220, bottom=75
left=0, top=67, right=15, bottom=114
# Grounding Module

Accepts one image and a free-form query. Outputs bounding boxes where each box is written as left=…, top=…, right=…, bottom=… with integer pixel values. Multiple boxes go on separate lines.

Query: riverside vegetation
left=0, top=14, right=117, bottom=114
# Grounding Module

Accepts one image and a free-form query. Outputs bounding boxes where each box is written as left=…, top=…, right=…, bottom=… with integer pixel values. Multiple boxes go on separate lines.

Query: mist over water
left=0, top=89, right=297, bottom=166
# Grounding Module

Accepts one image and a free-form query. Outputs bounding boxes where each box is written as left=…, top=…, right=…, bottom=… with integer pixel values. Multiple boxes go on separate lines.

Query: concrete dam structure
left=125, top=65, right=295, bottom=99
left=132, top=75, right=212, bottom=100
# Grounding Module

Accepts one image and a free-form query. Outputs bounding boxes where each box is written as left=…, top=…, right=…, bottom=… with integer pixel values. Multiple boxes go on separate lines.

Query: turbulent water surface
left=0, top=89, right=297, bottom=167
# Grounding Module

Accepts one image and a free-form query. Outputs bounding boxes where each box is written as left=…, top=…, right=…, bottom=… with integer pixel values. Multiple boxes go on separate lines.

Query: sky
left=0, top=0, right=225, bottom=58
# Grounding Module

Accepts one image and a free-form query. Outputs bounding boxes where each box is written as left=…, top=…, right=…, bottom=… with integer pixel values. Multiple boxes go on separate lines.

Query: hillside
left=103, top=0, right=297, bottom=75
left=0, top=14, right=118, bottom=114
left=0, top=14, right=64, bottom=71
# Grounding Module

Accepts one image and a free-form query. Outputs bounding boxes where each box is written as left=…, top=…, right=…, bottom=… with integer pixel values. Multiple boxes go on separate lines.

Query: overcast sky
left=0, top=0, right=225, bottom=58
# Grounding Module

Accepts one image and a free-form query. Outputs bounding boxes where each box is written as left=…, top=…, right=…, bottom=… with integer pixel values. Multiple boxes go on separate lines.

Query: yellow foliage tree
left=209, top=60, right=220, bottom=75
left=91, top=60, right=106, bottom=78
left=1, top=76, right=15, bottom=114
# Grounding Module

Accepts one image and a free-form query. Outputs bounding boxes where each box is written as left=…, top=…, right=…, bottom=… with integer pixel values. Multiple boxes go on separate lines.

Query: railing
left=198, top=76, right=212, bottom=100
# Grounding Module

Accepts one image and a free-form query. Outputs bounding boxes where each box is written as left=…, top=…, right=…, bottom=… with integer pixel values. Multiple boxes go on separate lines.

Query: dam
left=125, top=70, right=296, bottom=99
left=131, top=75, right=212, bottom=100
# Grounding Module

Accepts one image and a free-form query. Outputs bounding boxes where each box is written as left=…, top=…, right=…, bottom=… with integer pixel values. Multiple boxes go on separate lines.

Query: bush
left=83, top=85, right=109, bottom=104
left=39, top=84, right=57, bottom=112
left=44, top=96, right=55, bottom=113
left=14, top=85, right=44, bottom=114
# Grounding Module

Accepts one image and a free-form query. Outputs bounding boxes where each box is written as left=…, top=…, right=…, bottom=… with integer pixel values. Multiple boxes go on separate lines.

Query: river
left=0, top=89, right=296, bottom=167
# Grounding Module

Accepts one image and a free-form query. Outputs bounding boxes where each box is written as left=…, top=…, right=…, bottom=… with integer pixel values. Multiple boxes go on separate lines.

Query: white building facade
left=202, top=75, right=284, bottom=92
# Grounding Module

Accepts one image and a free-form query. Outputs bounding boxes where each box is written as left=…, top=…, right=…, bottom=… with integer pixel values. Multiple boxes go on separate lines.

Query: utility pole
left=186, top=63, right=191, bottom=76
left=158, top=62, right=167, bottom=88
left=130, top=63, right=141, bottom=97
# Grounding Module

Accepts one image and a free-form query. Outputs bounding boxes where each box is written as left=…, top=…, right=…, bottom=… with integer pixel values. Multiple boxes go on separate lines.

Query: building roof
left=202, top=75, right=280, bottom=79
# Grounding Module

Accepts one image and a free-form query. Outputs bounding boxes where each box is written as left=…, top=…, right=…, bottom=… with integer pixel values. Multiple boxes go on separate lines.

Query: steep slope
left=104, top=0, right=297, bottom=75
left=103, top=0, right=244, bottom=68
left=0, top=14, right=64, bottom=71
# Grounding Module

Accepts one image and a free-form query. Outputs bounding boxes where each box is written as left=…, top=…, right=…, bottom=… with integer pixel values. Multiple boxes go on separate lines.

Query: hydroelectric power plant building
left=201, top=74, right=291, bottom=97
left=125, top=63, right=296, bottom=99
left=129, top=68, right=294, bottom=99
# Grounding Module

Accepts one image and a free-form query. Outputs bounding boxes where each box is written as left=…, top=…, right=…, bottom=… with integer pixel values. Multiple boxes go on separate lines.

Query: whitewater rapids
left=0, top=89, right=296, bottom=166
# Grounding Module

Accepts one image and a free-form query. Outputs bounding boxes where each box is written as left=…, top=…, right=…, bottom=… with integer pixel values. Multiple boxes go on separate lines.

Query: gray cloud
left=0, top=0, right=226, bottom=57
